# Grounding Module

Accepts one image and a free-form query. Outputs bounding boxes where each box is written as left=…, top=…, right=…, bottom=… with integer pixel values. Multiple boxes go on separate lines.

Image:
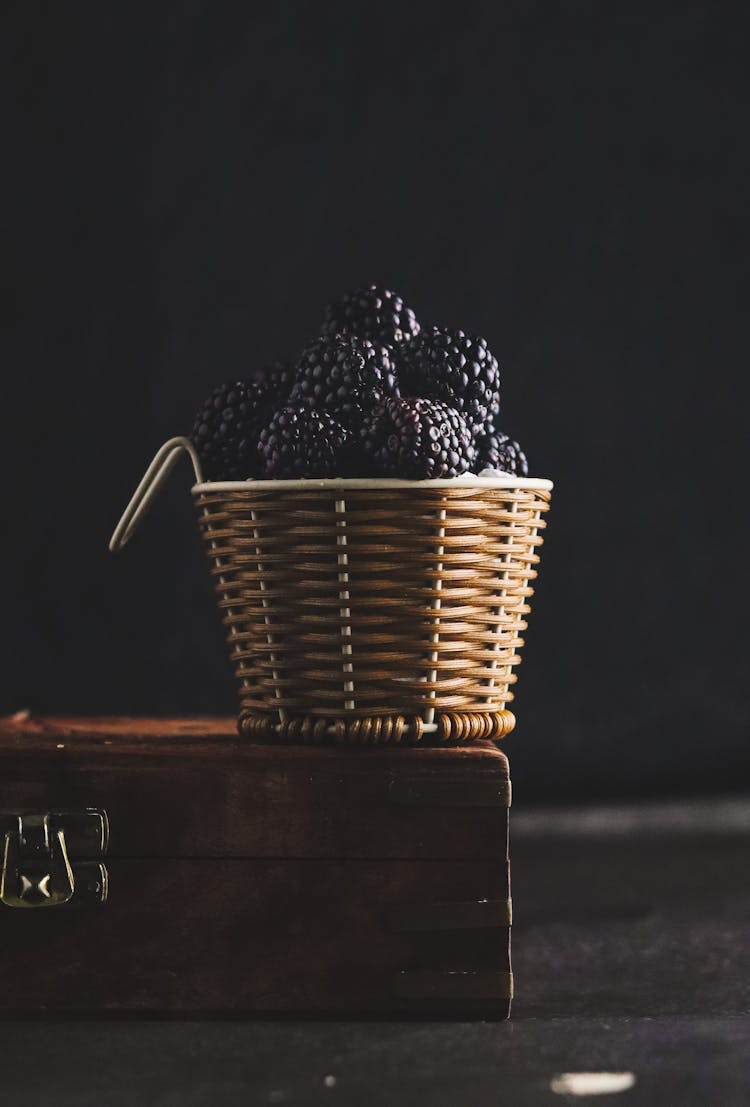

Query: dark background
left=4, top=3, right=747, bottom=800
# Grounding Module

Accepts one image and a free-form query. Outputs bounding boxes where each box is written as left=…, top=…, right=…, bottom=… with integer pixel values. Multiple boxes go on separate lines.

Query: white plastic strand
left=424, top=506, right=447, bottom=727
left=335, top=498, right=355, bottom=712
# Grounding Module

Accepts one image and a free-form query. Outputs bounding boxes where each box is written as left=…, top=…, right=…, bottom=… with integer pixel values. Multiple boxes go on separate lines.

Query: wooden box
left=0, top=716, right=512, bottom=1017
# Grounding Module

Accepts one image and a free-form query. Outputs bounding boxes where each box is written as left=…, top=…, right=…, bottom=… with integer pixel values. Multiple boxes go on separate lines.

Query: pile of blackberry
left=191, top=285, right=529, bottom=480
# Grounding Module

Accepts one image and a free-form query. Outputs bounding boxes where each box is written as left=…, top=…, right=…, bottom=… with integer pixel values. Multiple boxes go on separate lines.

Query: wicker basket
left=111, top=438, right=552, bottom=745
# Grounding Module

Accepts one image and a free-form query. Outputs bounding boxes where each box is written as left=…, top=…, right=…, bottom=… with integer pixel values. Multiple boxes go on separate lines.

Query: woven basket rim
left=192, top=475, right=554, bottom=494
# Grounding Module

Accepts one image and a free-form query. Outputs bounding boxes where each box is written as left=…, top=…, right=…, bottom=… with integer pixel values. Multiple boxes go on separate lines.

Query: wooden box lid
left=0, top=715, right=510, bottom=861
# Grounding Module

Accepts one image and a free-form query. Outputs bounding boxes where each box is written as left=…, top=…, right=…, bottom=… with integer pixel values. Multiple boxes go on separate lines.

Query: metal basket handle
left=109, top=436, right=203, bottom=553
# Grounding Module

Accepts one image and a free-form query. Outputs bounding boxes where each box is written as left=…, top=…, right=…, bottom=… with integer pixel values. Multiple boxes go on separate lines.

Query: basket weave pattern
left=195, top=485, right=550, bottom=744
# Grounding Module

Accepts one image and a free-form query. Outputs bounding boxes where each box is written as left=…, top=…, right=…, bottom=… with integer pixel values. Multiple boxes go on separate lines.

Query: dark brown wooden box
left=0, top=716, right=512, bottom=1017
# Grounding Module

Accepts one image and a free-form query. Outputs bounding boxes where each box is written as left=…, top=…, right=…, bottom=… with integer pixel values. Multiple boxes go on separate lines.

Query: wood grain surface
left=0, top=716, right=511, bottom=1015
left=0, top=716, right=509, bottom=859
left=0, top=858, right=510, bottom=1015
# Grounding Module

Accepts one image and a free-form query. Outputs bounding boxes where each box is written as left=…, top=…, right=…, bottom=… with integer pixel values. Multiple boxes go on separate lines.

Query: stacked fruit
left=191, top=286, right=528, bottom=481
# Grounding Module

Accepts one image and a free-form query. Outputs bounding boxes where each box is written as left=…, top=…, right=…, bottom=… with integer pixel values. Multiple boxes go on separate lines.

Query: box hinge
left=0, top=811, right=108, bottom=909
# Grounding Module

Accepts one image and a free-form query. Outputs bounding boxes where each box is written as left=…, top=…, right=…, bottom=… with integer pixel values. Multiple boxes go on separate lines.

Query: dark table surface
left=2, top=796, right=748, bottom=1106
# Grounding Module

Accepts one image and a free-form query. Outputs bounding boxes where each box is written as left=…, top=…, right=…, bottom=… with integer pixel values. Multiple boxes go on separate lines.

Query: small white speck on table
left=550, top=1072, right=636, bottom=1096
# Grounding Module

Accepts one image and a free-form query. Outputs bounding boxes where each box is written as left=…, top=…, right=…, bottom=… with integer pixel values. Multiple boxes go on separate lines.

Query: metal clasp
left=0, top=811, right=108, bottom=909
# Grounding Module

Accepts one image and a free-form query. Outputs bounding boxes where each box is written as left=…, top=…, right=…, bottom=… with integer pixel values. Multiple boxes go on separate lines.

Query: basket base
left=237, top=710, right=516, bottom=746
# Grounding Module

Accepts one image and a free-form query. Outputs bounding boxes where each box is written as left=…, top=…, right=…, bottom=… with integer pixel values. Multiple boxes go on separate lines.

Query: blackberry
left=321, top=285, right=420, bottom=346
left=473, top=426, right=528, bottom=476
left=360, top=397, right=474, bottom=479
left=399, top=328, right=500, bottom=431
left=191, top=380, right=274, bottom=480
left=254, top=359, right=293, bottom=404
left=258, top=405, right=349, bottom=479
left=289, top=335, right=398, bottom=430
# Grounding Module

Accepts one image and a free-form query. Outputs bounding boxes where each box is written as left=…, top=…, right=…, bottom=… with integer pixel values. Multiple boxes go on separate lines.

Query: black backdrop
left=4, top=3, right=747, bottom=800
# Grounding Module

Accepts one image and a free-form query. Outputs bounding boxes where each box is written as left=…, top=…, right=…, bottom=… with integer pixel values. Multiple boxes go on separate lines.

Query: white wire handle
left=109, top=436, right=203, bottom=553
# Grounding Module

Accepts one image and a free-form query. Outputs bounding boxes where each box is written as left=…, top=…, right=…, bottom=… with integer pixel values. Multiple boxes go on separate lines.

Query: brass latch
left=0, top=811, right=108, bottom=909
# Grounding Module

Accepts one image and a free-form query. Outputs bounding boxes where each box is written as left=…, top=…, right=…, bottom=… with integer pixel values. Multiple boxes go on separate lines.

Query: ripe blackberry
left=255, top=359, right=293, bottom=404
left=289, top=335, right=398, bottom=429
left=321, top=285, right=420, bottom=346
left=360, top=397, right=474, bottom=479
left=258, top=405, right=349, bottom=479
left=472, top=426, right=528, bottom=476
left=191, top=380, right=274, bottom=480
left=399, top=328, right=500, bottom=431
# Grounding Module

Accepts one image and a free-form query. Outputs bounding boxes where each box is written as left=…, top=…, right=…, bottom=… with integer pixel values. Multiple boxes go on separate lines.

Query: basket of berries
left=111, top=287, right=552, bottom=745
